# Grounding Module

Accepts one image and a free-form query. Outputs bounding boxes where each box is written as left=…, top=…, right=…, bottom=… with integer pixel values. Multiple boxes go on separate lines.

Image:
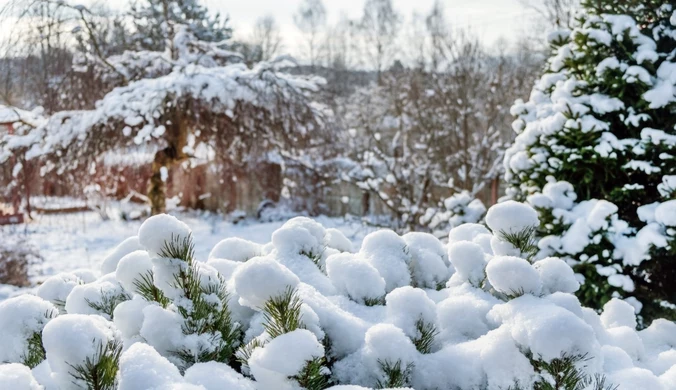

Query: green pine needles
left=376, top=359, right=414, bottom=389
left=85, top=290, right=131, bottom=319
left=294, top=356, right=330, bottom=390
left=262, top=286, right=305, bottom=338
left=499, top=226, right=539, bottom=262
left=21, top=309, right=57, bottom=368
left=156, top=234, right=242, bottom=368
left=236, top=286, right=330, bottom=388
left=67, top=339, right=122, bottom=390
left=529, top=353, right=618, bottom=390
left=412, top=318, right=438, bottom=354
left=132, top=270, right=169, bottom=308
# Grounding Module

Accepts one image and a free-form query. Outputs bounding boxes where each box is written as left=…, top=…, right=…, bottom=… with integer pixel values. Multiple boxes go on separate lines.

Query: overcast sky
left=0, top=0, right=540, bottom=55
left=219, top=0, right=537, bottom=49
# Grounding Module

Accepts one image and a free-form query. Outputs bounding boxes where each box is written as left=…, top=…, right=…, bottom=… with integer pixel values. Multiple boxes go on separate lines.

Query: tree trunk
left=147, top=107, right=189, bottom=215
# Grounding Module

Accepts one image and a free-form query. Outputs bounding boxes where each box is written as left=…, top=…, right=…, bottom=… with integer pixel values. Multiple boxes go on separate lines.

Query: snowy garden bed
left=1, top=201, right=675, bottom=390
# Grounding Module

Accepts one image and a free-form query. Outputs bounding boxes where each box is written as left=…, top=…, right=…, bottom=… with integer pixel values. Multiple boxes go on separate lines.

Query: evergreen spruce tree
left=505, top=0, right=676, bottom=323
left=129, top=0, right=232, bottom=51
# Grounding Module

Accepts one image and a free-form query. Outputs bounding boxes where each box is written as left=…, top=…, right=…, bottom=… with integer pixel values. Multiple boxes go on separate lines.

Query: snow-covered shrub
left=1, top=203, right=676, bottom=389
left=503, top=1, right=676, bottom=321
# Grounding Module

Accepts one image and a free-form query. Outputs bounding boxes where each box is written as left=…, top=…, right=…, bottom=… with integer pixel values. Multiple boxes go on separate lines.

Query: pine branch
left=412, top=318, right=438, bottom=354
left=159, top=233, right=196, bottom=263
left=22, top=331, right=47, bottom=368
left=159, top=234, right=242, bottom=368
left=235, top=338, right=267, bottom=373
left=531, top=353, right=618, bottom=390
left=85, top=290, right=131, bottom=319
left=132, top=270, right=169, bottom=308
left=261, top=286, right=305, bottom=338
left=498, top=226, right=539, bottom=261
left=293, top=356, right=330, bottom=390
left=375, top=359, right=414, bottom=389
left=67, top=338, right=122, bottom=390
left=363, top=296, right=385, bottom=306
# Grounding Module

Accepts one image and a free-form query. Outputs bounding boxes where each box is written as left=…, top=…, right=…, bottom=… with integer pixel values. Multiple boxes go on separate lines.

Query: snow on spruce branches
left=504, top=2, right=676, bottom=321
left=2, top=202, right=676, bottom=389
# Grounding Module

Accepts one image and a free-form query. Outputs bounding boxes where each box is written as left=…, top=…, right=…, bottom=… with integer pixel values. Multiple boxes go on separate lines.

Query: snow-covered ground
left=0, top=208, right=372, bottom=300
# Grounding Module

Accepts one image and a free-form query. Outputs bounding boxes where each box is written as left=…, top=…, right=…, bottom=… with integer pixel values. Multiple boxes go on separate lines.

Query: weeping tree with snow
left=504, top=0, right=676, bottom=322
left=6, top=22, right=326, bottom=215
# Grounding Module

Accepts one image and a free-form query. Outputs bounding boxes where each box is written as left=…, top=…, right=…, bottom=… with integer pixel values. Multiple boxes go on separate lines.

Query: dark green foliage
left=375, top=359, right=414, bottom=389
left=505, top=0, right=676, bottom=322
left=158, top=234, right=242, bottom=368
left=412, top=318, right=438, bottom=354
left=530, top=353, right=617, bottom=390
left=261, top=286, right=305, bottom=338
left=363, top=296, right=385, bottom=306
left=294, top=356, right=330, bottom=390
left=20, top=309, right=57, bottom=368
left=67, top=339, right=122, bottom=390
left=498, top=226, right=539, bottom=261
left=159, top=233, right=196, bottom=263
left=85, top=290, right=132, bottom=319
left=235, top=338, right=266, bottom=372
left=132, top=270, right=169, bottom=308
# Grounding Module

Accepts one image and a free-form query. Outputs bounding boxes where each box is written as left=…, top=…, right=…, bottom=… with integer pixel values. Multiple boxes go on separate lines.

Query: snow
left=325, top=253, right=385, bottom=304
left=118, top=343, right=182, bottom=390
left=184, top=362, right=255, bottom=390
left=360, top=230, right=411, bottom=293
left=209, top=237, right=262, bottom=262
left=0, top=364, right=42, bottom=390
left=485, top=201, right=539, bottom=235
left=385, top=286, right=437, bottom=339
left=448, top=241, right=486, bottom=286
left=115, top=250, right=154, bottom=294
left=601, top=298, right=637, bottom=329
left=233, top=256, right=300, bottom=309
left=532, top=257, right=579, bottom=294
left=138, top=214, right=193, bottom=258
left=485, top=256, right=542, bottom=297
left=101, top=237, right=143, bottom=275
left=249, top=329, right=324, bottom=388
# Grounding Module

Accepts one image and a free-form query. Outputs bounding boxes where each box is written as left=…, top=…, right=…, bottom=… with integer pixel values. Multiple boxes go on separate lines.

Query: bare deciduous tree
left=252, top=15, right=283, bottom=62
left=519, top=0, right=580, bottom=29
left=293, top=0, right=326, bottom=68
left=360, top=0, right=401, bottom=80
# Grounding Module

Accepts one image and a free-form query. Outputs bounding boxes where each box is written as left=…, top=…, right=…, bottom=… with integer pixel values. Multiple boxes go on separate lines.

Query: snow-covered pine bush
left=504, top=0, right=676, bottom=322
left=2, top=202, right=676, bottom=389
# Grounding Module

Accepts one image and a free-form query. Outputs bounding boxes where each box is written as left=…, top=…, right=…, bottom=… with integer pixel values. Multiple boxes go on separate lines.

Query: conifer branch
left=261, top=286, right=305, bottom=338
left=412, top=318, right=438, bottom=354
left=132, top=270, right=170, bottom=308
left=376, top=359, right=414, bottom=389
left=85, top=290, right=131, bottom=319
left=67, top=338, right=122, bottom=390
left=498, top=226, right=539, bottom=261
left=294, top=356, right=330, bottom=390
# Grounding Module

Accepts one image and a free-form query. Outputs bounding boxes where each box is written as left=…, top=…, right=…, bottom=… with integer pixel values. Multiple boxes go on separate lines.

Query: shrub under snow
left=0, top=202, right=675, bottom=389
